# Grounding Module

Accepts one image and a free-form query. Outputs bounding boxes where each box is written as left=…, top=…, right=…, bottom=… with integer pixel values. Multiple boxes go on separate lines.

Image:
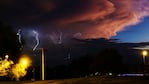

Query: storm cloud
left=1, top=0, right=149, bottom=39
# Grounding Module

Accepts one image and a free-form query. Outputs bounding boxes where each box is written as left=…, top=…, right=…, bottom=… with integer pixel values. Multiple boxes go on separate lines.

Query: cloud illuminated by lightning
left=32, top=30, right=39, bottom=51
left=48, top=31, right=63, bottom=45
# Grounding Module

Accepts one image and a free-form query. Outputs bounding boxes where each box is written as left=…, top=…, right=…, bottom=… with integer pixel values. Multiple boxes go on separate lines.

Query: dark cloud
left=1, top=0, right=149, bottom=39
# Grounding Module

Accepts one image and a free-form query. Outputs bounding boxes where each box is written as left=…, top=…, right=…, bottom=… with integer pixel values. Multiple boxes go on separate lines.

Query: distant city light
left=109, top=72, right=112, bottom=76
left=118, top=74, right=144, bottom=77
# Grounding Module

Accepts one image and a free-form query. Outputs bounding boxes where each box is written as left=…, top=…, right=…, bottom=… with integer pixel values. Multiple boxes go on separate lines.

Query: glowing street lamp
left=142, top=50, right=148, bottom=64
left=142, top=50, right=148, bottom=75
left=19, top=55, right=31, bottom=67
left=22, top=60, right=27, bottom=65
left=5, top=55, right=9, bottom=59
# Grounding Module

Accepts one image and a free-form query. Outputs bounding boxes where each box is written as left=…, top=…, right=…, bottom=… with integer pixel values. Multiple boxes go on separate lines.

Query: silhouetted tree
left=0, top=22, right=22, bottom=63
left=95, top=48, right=123, bottom=74
left=67, top=55, right=94, bottom=77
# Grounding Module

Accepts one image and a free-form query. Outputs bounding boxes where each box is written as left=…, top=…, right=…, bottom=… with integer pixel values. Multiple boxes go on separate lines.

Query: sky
left=112, top=16, right=149, bottom=43
left=0, top=0, right=149, bottom=43
left=1, top=0, right=149, bottom=67
left=1, top=0, right=149, bottom=47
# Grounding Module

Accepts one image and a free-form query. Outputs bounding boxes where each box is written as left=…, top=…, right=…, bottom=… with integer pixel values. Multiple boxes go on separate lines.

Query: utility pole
left=41, top=48, right=45, bottom=80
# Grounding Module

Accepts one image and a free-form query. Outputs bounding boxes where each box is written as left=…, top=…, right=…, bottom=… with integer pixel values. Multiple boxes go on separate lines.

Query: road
left=0, top=76, right=149, bottom=84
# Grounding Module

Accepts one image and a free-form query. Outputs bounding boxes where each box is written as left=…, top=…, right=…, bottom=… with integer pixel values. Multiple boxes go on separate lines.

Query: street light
left=19, top=55, right=31, bottom=67
left=142, top=50, right=148, bottom=64
left=142, top=50, right=148, bottom=76
left=5, top=55, right=9, bottom=59
left=22, top=60, right=27, bottom=65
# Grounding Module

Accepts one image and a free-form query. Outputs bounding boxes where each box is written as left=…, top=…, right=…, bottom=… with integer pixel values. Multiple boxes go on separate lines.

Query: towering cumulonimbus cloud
left=53, top=0, right=149, bottom=39
left=1, top=0, right=149, bottom=39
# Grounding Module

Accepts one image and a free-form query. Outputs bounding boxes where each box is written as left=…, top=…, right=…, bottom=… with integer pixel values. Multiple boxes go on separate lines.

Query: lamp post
left=41, top=48, right=45, bottom=80
left=34, top=48, right=45, bottom=80
left=142, top=50, right=148, bottom=76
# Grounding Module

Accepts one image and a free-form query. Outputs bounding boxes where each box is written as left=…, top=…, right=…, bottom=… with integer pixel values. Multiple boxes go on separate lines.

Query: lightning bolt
left=17, top=29, right=23, bottom=50
left=32, top=30, right=39, bottom=51
left=17, top=29, right=22, bottom=44
left=58, top=31, right=62, bottom=44
left=64, top=48, right=71, bottom=60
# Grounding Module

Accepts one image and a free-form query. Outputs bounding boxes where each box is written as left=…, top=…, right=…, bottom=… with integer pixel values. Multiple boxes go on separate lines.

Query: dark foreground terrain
left=0, top=76, right=149, bottom=84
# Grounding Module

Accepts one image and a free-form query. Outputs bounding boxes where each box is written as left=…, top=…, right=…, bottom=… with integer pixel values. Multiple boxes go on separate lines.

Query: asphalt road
left=0, top=76, right=149, bottom=84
